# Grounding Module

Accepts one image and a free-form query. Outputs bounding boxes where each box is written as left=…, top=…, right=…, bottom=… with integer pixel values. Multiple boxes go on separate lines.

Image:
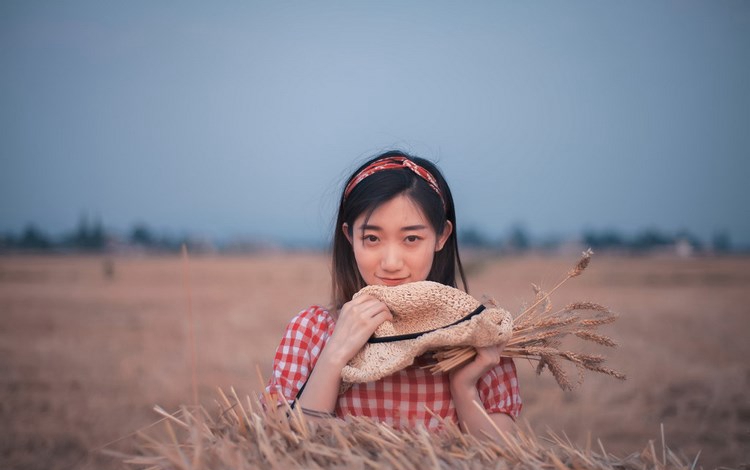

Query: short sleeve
left=477, top=357, right=522, bottom=420
left=265, top=306, right=335, bottom=406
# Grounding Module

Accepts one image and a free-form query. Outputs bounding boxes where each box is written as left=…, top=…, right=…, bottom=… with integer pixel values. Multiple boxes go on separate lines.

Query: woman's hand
left=298, top=294, right=392, bottom=414
left=448, top=343, right=505, bottom=394
left=320, top=294, right=393, bottom=368
left=448, top=342, right=515, bottom=439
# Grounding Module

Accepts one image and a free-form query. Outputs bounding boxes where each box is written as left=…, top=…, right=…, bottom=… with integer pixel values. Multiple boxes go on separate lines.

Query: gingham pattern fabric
left=266, top=306, right=522, bottom=429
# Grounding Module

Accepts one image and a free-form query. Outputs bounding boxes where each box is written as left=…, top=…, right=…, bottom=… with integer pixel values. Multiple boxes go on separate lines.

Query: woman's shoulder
left=287, top=305, right=336, bottom=331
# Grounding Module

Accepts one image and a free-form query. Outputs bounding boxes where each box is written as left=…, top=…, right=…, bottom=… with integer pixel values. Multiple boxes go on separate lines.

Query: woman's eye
left=405, top=235, right=421, bottom=243
left=363, top=235, right=378, bottom=243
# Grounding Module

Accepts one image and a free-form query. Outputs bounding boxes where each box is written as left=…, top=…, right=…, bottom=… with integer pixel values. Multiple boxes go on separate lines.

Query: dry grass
left=122, top=386, right=695, bottom=470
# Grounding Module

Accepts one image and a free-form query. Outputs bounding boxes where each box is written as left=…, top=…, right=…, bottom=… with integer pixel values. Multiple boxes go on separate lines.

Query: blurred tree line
left=0, top=215, right=197, bottom=253
left=458, top=225, right=736, bottom=255
left=0, top=217, right=739, bottom=255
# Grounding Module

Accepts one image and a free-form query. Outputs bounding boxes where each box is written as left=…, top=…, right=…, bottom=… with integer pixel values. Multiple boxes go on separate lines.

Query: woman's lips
left=377, top=277, right=408, bottom=286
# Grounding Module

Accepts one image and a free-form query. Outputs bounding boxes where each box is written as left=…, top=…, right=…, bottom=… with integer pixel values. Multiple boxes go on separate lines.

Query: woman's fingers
left=474, top=345, right=502, bottom=367
left=448, top=344, right=506, bottom=391
left=337, top=296, right=393, bottom=344
left=361, top=300, right=393, bottom=321
left=343, top=295, right=392, bottom=322
left=329, top=299, right=394, bottom=364
left=352, top=304, right=392, bottom=335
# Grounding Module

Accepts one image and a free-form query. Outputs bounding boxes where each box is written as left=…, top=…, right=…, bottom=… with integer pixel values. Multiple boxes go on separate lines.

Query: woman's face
left=343, top=194, right=452, bottom=287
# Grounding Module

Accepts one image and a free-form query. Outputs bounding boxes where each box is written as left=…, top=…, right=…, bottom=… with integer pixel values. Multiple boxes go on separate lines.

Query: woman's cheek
left=415, top=246, right=436, bottom=280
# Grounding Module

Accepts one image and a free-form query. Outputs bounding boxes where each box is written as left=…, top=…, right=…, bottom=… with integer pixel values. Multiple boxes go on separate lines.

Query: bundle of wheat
left=122, top=387, right=695, bottom=470
left=429, top=249, right=626, bottom=391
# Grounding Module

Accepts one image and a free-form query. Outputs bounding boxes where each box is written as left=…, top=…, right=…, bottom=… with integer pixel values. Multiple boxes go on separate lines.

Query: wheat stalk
left=181, top=244, right=199, bottom=409
left=427, top=249, right=626, bottom=390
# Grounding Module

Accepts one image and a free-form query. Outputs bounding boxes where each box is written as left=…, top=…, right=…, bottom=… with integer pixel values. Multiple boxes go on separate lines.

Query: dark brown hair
left=331, top=150, right=468, bottom=311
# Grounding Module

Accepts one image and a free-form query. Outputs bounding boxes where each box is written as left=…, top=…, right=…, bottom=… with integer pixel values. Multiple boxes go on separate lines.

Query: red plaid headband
left=344, top=157, right=445, bottom=208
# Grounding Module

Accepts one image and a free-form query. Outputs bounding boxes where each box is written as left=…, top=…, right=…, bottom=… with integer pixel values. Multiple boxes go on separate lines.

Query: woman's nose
left=380, top=245, right=404, bottom=271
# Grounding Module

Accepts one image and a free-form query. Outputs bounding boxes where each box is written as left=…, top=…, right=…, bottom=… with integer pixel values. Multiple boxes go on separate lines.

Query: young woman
left=266, top=151, right=521, bottom=438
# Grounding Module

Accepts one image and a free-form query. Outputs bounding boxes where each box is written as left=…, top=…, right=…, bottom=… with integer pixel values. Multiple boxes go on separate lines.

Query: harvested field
left=1, top=253, right=748, bottom=469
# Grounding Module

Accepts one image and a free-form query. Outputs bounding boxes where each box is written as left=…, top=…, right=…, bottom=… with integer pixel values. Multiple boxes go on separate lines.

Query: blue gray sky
left=2, top=1, right=749, bottom=246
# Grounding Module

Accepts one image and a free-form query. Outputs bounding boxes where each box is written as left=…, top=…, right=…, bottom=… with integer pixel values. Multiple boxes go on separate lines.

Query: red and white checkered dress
left=266, top=305, right=522, bottom=429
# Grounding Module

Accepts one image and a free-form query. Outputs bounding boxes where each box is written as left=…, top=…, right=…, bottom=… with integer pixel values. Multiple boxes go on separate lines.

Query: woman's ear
left=435, top=221, right=453, bottom=252
left=342, top=223, right=353, bottom=245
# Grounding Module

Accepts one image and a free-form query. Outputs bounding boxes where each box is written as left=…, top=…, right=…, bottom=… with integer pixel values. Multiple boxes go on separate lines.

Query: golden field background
left=1, top=253, right=749, bottom=469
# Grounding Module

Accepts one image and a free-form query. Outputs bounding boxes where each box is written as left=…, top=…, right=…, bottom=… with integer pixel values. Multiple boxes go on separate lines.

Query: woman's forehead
left=357, top=195, right=430, bottom=228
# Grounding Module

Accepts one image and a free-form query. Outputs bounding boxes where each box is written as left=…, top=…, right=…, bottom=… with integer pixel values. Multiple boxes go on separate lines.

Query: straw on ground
left=124, top=387, right=696, bottom=470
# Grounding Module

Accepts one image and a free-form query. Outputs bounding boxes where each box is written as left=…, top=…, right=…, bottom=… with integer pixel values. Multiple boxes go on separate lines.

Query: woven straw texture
left=341, top=281, right=513, bottom=384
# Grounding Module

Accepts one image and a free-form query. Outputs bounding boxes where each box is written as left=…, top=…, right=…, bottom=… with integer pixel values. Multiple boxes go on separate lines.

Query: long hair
left=331, top=150, right=468, bottom=311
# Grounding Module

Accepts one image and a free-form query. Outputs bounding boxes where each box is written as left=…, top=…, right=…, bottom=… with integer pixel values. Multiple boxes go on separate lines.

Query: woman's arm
left=449, top=345, right=516, bottom=439
left=450, top=385, right=515, bottom=438
left=296, top=294, right=392, bottom=414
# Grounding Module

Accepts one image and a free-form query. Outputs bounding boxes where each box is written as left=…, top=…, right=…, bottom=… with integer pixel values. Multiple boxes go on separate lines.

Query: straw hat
left=340, top=281, right=513, bottom=384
